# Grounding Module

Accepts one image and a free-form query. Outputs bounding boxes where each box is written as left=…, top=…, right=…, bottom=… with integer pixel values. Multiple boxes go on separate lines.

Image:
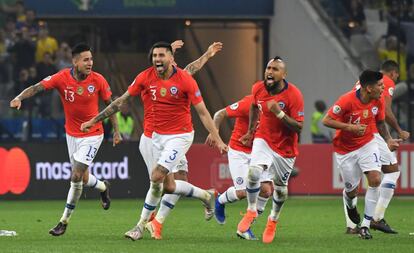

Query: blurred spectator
left=386, top=0, right=414, bottom=21
left=8, top=26, right=35, bottom=81
left=16, top=9, right=39, bottom=39
left=35, top=25, right=58, bottom=63
left=0, top=28, right=9, bottom=83
left=1, top=0, right=26, bottom=22
left=376, top=35, right=407, bottom=80
left=104, top=101, right=134, bottom=140
left=311, top=100, right=332, bottom=143
left=28, top=65, right=38, bottom=84
left=55, top=42, right=72, bottom=70
left=14, top=67, right=28, bottom=96
left=36, top=52, right=57, bottom=79
left=3, top=18, right=17, bottom=44
left=342, top=0, right=367, bottom=37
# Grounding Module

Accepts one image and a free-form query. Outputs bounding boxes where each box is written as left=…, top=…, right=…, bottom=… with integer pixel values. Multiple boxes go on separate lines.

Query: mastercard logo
left=0, top=147, right=31, bottom=195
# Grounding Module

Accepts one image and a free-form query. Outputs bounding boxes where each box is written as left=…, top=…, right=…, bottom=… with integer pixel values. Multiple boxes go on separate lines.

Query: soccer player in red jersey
left=208, top=95, right=273, bottom=240
left=237, top=57, right=304, bottom=244
left=345, top=61, right=410, bottom=234
left=323, top=70, right=401, bottom=239
left=10, top=43, right=121, bottom=236
left=81, top=41, right=227, bottom=240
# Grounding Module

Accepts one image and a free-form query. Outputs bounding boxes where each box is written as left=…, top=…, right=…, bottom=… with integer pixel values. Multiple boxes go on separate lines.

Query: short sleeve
left=127, top=72, right=145, bottom=97
left=40, top=72, right=61, bottom=90
left=327, top=95, right=349, bottom=121
left=225, top=95, right=251, bottom=118
left=98, top=76, right=112, bottom=101
left=288, top=89, right=304, bottom=122
left=376, top=97, right=386, bottom=121
left=186, top=77, right=203, bottom=105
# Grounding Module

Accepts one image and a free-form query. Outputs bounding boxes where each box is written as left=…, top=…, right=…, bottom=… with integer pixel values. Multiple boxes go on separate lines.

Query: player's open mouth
left=155, top=63, right=164, bottom=72
left=266, top=76, right=274, bottom=85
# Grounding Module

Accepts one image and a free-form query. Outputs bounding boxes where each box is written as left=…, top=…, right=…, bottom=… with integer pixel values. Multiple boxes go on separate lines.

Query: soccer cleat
left=262, top=218, right=277, bottom=244
left=148, top=211, right=157, bottom=222
left=100, top=180, right=111, bottom=210
left=359, top=226, right=373, bottom=239
left=203, top=190, right=215, bottom=221
left=214, top=195, right=226, bottom=225
left=346, top=206, right=361, bottom=225
left=370, top=219, right=398, bottom=234
left=49, top=222, right=67, bottom=236
left=145, top=219, right=163, bottom=240
left=124, top=225, right=144, bottom=241
left=237, top=209, right=257, bottom=233
left=345, top=226, right=360, bottom=234
left=236, top=228, right=258, bottom=240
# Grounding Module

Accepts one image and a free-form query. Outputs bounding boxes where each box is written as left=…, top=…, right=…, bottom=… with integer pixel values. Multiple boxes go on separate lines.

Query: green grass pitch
left=1, top=197, right=413, bottom=253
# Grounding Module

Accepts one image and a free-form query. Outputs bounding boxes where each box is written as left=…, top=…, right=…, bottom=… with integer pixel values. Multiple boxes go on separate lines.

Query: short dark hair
left=71, top=43, right=91, bottom=58
left=314, top=100, right=326, bottom=112
left=359, top=70, right=383, bottom=87
left=381, top=60, right=399, bottom=73
left=147, top=41, right=173, bottom=64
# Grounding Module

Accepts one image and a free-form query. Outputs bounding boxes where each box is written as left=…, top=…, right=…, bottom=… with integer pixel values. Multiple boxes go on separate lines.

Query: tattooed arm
left=104, top=97, right=122, bottom=146
left=81, top=91, right=131, bottom=132
left=184, top=42, right=223, bottom=76
left=10, top=83, right=45, bottom=110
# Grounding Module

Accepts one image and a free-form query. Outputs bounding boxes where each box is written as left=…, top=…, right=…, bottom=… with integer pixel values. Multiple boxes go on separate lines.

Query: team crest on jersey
left=160, top=87, right=167, bottom=97
left=278, top=101, right=285, bottom=109
left=388, top=87, right=394, bottom=96
left=230, top=102, right=239, bottom=110
left=43, top=76, right=52, bottom=81
left=77, top=86, right=84, bottom=95
left=333, top=105, right=341, bottom=114
left=87, top=84, right=95, bottom=93
left=170, top=86, right=178, bottom=95
left=236, top=177, right=244, bottom=185
left=371, top=106, right=378, bottom=115
left=363, top=109, right=369, bottom=119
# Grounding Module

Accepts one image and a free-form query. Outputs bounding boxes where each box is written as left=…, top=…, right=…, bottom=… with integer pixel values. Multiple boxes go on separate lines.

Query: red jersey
left=328, top=89, right=385, bottom=154
left=140, top=89, right=154, bottom=138
left=252, top=80, right=304, bottom=158
left=41, top=68, right=112, bottom=137
left=128, top=66, right=203, bottom=134
left=225, top=95, right=254, bottom=153
left=353, top=76, right=395, bottom=134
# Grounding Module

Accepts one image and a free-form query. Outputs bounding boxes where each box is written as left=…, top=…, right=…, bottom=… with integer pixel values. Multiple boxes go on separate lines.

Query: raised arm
left=81, top=91, right=131, bottom=132
left=194, top=101, right=228, bottom=153
left=184, top=42, right=223, bottom=76
left=267, top=100, right=303, bottom=134
left=10, top=83, right=45, bottom=110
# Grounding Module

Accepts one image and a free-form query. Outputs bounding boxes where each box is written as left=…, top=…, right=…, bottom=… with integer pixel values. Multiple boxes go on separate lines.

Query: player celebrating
left=207, top=95, right=273, bottom=240
left=323, top=70, right=401, bottom=239
left=137, top=41, right=223, bottom=240
left=81, top=41, right=228, bottom=240
left=344, top=60, right=410, bottom=234
left=10, top=43, right=121, bottom=236
left=237, top=57, right=304, bottom=244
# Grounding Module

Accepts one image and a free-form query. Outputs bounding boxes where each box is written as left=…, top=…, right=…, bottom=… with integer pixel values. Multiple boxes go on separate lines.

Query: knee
left=367, top=172, right=382, bottom=187
left=259, top=182, right=273, bottom=198
left=163, top=181, right=176, bottom=193
left=151, top=166, right=167, bottom=183
left=71, top=170, right=84, bottom=182
left=274, top=185, right=288, bottom=201
left=248, top=165, right=263, bottom=183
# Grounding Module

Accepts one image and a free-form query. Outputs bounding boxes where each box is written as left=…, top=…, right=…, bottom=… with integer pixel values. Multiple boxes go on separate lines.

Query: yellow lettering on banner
left=123, top=0, right=176, bottom=8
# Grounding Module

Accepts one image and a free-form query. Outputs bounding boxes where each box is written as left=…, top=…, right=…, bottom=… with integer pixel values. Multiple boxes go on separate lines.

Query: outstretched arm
left=81, top=91, right=131, bottom=132
left=184, top=42, right=223, bottom=75
left=10, top=83, right=45, bottom=110
left=104, top=98, right=122, bottom=146
left=206, top=108, right=228, bottom=146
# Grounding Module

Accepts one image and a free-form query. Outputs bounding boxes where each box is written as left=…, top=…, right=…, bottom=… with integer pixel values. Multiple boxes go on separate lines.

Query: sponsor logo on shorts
left=236, top=177, right=244, bottom=185
left=230, top=102, right=239, bottom=110
left=170, top=86, right=178, bottom=95
left=344, top=182, right=353, bottom=189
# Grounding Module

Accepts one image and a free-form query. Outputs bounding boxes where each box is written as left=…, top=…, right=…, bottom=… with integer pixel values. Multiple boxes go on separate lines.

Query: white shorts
left=139, top=134, right=189, bottom=176
left=228, top=147, right=273, bottom=190
left=335, top=138, right=381, bottom=192
left=139, top=134, right=155, bottom=176
left=152, top=131, right=193, bottom=173
left=374, top=133, right=398, bottom=165
left=66, top=134, right=104, bottom=166
left=249, top=138, right=295, bottom=186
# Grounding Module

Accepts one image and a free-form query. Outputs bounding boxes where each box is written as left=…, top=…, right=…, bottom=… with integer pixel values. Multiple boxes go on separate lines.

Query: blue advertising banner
left=25, top=0, right=273, bottom=18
